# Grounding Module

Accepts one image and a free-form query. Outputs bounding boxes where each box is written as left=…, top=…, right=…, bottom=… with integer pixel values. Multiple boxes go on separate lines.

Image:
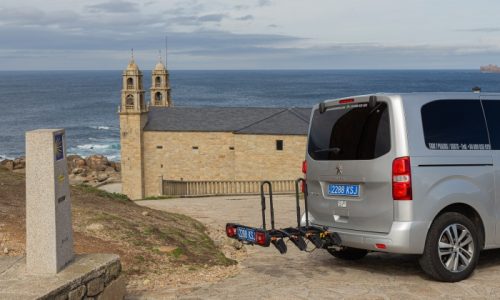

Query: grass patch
left=75, top=184, right=130, bottom=201
left=170, top=247, right=184, bottom=259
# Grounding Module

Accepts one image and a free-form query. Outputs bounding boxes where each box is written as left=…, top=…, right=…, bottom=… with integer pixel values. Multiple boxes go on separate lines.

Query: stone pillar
left=26, top=129, right=74, bottom=274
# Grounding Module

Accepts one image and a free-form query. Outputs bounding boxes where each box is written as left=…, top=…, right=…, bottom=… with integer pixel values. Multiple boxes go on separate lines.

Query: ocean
left=1, top=70, right=499, bottom=161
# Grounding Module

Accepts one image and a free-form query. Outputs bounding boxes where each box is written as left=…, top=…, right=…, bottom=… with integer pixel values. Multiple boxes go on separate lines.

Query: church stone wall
left=234, top=134, right=306, bottom=181
left=142, top=131, right=306, bottom=197
left=120, top=113, right=147, bottom=200
left=143, top=131, right=236, bottom=196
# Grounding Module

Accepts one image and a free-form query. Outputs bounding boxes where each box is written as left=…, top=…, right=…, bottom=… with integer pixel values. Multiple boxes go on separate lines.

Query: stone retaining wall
left=45, top=255, right=123, bottom=300
left=0, top=254, right=125, bottom=300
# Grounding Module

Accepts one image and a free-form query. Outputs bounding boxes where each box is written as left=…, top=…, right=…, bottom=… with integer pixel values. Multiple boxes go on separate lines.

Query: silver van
left=304, top=92, right=500, bottom=282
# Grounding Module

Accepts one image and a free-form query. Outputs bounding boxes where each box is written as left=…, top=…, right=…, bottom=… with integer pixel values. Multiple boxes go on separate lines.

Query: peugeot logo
left=336, top=163, right=343, bottom=175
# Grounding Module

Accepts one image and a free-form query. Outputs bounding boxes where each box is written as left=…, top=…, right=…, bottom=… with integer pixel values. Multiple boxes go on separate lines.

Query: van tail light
left=301, top=160, right=307, bottom=192
left=392, top=156, right=412, bottom=200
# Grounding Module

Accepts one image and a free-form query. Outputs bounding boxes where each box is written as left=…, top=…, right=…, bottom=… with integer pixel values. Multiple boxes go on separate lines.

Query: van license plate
left=328, top=184, right=359, bottom=197
left=237, top=227, right=256, bottom=242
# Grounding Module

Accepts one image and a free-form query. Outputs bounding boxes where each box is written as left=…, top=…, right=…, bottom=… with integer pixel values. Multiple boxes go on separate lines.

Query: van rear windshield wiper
left=314, top=147, right=341, bottom=154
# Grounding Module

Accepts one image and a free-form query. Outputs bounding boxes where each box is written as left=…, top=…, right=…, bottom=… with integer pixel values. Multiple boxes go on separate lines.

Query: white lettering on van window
left=428, top=143, right=491, bottom=150
left=438, top=143, right=449, bottom=150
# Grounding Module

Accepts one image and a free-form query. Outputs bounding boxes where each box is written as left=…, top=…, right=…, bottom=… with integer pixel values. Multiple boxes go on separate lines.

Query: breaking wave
left=76, top=143, right=120, bottom=150
left=89, top=126, right=116, bottom=131
left=0, top=154, right=14, bottom=161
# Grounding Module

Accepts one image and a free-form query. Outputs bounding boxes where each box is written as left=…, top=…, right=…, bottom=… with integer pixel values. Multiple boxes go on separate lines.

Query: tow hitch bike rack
left=226, top=178, right=341, bottom=254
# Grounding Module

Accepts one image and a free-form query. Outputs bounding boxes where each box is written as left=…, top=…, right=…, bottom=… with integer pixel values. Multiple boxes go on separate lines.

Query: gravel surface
left=138, top=195, right=500, bottom=299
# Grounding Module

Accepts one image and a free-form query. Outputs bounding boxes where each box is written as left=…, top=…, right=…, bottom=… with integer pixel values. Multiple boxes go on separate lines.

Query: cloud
left=234, top=5, right=249, bottom=10
left=236, top=15, right=254, bottom=21
left=86, top=0, right=139, bottom=13
left=0, top=7, right=81, bottom=28
left=257, top=0, right=272, bottom=7
left=268, top=24, right=278, bottom=28
left=457, top=27, right=500, bottom=33
left=197, top=14, right=227, bottom=22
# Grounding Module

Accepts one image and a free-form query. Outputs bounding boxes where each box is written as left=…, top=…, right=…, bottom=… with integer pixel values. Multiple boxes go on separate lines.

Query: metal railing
left=162, top=180, right=296, bottom=197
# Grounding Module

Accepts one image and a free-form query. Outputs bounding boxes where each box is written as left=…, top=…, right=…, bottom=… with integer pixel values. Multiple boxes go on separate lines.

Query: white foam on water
left=77, top=144, right=111, bottom=150
left=0, top=154, right=14, bottom=161
left=89, top=126, right=115, bottom=131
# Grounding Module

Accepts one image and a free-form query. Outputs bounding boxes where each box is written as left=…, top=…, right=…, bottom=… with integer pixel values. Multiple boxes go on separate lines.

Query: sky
left=2, top=0, right=500, bottom=70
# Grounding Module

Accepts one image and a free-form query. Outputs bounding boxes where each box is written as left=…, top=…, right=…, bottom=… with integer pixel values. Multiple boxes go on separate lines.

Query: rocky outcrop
left=67, top=155, right=121, bottom=186
left=1, top=155, right=120, bottom=187
left=0, top=157, right=25, bottom=171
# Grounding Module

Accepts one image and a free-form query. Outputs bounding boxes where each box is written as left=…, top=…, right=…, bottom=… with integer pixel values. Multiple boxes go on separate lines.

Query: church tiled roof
left=144, top=107, right=311, bottom=135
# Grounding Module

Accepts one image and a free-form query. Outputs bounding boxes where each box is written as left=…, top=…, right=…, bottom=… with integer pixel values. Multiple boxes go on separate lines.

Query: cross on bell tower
left=150, top=50, right=173, bottom=107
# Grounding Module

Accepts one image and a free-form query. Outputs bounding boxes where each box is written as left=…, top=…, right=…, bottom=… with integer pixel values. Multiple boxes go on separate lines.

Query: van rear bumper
left=325, top=221, right=430, bottom=254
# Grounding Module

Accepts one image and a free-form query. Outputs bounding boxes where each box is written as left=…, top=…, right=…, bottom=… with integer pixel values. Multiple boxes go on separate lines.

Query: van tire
left=419, top=212, right=479, bottom=282
left=327, top=247, right=368, bottom=260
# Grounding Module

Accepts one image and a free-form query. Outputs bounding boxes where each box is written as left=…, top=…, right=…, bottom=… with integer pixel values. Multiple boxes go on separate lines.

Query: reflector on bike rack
left=226, top=178, right=342, bottom=254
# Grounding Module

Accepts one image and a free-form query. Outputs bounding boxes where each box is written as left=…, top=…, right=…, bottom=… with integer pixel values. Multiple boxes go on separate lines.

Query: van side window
left=482, top=100, right=500, bottom=150
left=421, top=100, right=490, bottom=150
left=308, top=102, right=390, bottom=160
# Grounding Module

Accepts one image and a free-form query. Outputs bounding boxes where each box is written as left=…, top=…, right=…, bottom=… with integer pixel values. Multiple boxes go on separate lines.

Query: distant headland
left=480, top=64, right=500, bottom=73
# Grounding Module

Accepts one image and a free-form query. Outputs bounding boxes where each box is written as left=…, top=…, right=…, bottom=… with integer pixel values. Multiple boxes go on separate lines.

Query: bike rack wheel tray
left=226, top=178, right=342, bottom=254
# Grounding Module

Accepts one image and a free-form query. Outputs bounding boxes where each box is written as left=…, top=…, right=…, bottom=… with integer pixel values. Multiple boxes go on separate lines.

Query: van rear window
left=308, top=102, right=391, bottom=160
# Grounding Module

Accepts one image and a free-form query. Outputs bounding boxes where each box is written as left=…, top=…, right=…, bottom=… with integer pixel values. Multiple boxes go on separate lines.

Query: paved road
left=140, top=195, right=500, bottom=299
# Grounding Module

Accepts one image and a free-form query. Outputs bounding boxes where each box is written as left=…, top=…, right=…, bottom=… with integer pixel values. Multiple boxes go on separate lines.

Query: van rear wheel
left=327, top=247, right=368, bottom=260
left=419, top=212, right=479, bottom=282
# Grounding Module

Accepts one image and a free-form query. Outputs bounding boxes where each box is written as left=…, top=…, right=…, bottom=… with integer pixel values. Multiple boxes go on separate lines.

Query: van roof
left=319, top=92, right=500, bottom=105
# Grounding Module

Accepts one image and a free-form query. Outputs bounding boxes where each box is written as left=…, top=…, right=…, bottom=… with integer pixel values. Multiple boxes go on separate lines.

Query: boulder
left=67, top=155, right=86, bottom=169
left=86, top=155, right=109, bottom=172
left=13, top=157, right=25, bottom=169
left=0, top=160, right=14, bottom=171
left=114, top=162, right=121, bottom=172
left=96, top=173, right=109, bottom=182
left=72, top=168, right=85, bottom=175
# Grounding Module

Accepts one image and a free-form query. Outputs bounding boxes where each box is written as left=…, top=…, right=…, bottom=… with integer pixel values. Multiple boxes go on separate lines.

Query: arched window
left=155, top=76, right=161, bottom=87
left=155, top=92, right=163, bottom=105
left=127, top=78, right=134, bottom=89
left=126, top=94, right=134, bottom=108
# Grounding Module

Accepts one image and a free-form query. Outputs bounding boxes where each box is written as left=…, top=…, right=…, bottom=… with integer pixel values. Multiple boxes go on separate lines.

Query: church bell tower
left=119, top=54, right=148, bottom=199
left=150, top=52, right=172, bottom=107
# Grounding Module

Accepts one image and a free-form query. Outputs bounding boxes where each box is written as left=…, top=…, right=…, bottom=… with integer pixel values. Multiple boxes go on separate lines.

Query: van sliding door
left=480, top=96, right=500, bottom=244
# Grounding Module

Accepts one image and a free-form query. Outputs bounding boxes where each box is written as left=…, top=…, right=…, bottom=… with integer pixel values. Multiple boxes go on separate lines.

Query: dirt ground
left=0, top=168, right=235, bottom=295
left=138, top=195, right=500, bottom=299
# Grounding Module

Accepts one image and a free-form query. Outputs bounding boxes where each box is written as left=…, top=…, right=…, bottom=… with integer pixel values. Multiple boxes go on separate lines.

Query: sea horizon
left=0, top=68, right=485, bottom=72
left=1, top=69, right=500, bottom=161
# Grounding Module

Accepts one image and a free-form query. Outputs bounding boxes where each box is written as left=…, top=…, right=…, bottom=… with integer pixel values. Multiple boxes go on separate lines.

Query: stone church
left=119, top=58, right=310, bottom=199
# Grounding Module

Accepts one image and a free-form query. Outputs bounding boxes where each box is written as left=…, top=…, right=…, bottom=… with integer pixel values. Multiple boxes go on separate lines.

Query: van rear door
left=306, top=96, right=396, bottom=233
